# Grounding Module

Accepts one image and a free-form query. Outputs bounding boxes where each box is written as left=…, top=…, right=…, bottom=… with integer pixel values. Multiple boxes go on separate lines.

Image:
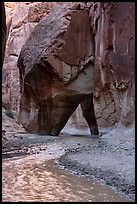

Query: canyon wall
left=2, top=2, right=6, bottom=67
left=2, top=2, right=135, bottom=132
left=2, top=2, right=56, bottom=111
left=90, top=2, right=135, bottom=127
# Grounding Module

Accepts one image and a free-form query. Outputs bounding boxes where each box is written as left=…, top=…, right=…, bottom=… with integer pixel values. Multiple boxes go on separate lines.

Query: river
left=2, top=148, right=130, bottom=202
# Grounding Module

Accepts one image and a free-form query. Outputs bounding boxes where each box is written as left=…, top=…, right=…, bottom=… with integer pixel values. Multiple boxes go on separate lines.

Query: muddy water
left=2, top=153, right=129, bottom=202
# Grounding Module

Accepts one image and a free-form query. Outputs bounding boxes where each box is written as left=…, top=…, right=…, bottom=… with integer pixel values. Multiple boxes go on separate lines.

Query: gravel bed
left=2, top=113, right=135, bottom=202
left=57, top=128, right=135, bottom=202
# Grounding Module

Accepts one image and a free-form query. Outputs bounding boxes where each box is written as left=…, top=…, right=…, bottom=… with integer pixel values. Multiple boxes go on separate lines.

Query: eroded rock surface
left=2, top=2, right=56, bottom=111
left=89, top=2, right=135, bottom=127
left=17, top=2, right=99, bottom=135
left=3, top=2, right=135, bottom=134
left=2, top=2, right=6, bottom=67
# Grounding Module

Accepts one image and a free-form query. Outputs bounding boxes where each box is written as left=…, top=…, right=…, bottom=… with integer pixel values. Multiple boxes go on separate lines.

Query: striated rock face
left=2, top=2, right=56, bottom=111
left=4, top=2, right=16, bottom=39
left=89, top=2, right=135, bottom=127
left=17, top=2, right=99, bottom=135
left=2, top=2, right=6, bottom=67
left=3, top=2, right=135, bottom=134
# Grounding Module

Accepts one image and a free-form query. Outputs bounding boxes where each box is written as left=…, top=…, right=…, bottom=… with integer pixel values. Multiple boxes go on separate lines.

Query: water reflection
left=2, top=154, right=130, bottom=202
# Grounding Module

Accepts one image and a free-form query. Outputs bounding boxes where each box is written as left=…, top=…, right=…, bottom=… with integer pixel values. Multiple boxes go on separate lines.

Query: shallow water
left=2, top=153, right=130, bottom=202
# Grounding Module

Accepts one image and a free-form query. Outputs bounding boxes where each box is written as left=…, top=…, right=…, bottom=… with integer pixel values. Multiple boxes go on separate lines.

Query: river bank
left=58, top=125, right=135, bottom=202
left=2, top=111, right=135, bottom=202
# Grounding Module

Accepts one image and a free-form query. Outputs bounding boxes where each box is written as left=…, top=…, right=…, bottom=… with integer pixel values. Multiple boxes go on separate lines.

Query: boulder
left=17, top=2, right=99, bottom=135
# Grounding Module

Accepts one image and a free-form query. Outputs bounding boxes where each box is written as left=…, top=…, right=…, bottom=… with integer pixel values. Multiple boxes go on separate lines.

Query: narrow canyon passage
left=2, top=2, right=135, bottom=203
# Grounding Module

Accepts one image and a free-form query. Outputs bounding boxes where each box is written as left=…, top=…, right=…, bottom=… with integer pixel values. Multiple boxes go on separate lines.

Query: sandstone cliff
left=2, top=2, right=6, bottom=67
left=2, top=2, right=56, bottom=111
left=17, top=2, right=99, bottom=135
left=90, top=2, right=135, bottom=127
left=3, top=2, right=135, bottom=133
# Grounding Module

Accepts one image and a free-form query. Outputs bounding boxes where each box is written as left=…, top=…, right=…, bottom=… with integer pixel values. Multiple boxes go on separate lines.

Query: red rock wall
left=17, top=2, right=99, bottom=134
left=2, top=2, right=56, bottom=111
left=2, top=2, right=135, bottom=129
left=2, top=2, right=6, bottom=67
left=65, top=2, right=135, bottom=129
left=89, top=2, right=135, bottom=127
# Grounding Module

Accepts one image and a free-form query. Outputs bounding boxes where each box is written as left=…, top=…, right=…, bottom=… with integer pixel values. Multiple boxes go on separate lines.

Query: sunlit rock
left=2, top=2, right=56, bottom=111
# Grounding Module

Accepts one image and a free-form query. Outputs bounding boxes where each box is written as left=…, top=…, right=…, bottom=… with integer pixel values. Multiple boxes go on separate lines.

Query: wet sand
left=2, top=152, right=129, bottom=202
left=2, top=128, right=135, bottom=202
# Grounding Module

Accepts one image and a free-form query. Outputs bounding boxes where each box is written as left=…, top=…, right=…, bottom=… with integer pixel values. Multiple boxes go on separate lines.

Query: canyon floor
left=2, top=110, right=135, bottom=202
